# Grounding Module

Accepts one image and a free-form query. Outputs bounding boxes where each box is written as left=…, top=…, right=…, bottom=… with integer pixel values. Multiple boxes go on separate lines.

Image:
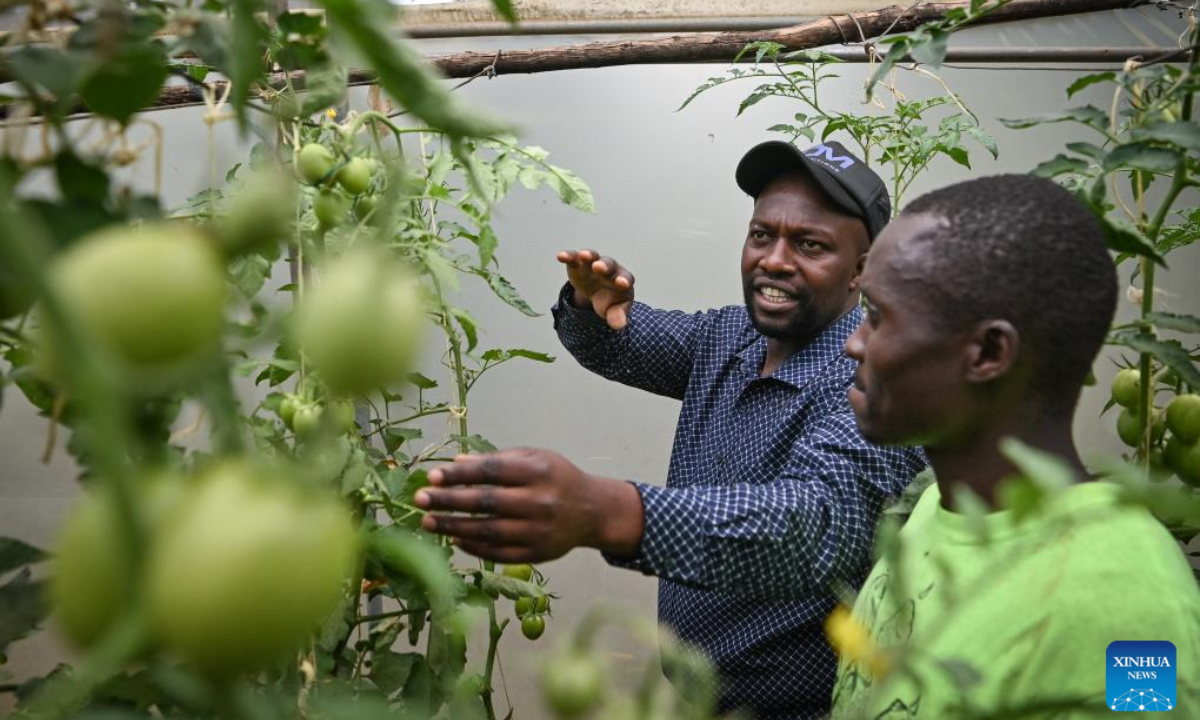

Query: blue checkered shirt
left=552, top=284, right=927, bottom=720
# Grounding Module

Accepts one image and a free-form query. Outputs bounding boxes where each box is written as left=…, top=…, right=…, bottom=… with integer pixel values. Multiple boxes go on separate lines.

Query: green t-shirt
left=831, top=481, right=1200, bottom=719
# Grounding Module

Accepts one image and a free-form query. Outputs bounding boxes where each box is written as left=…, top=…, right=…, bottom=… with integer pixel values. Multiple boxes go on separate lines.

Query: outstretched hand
left=557, top=249, right=636, bottom=330
left=414, top=447, right=644, bottom=564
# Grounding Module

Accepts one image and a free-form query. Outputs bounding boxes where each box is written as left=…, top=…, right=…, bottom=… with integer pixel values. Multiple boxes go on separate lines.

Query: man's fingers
left=427, top=453, right=532, bottom=488
left=592, top=256, right=621, bottom=279
left=414, top=486, right=536, bottom=518
left=421, top=514, right=533, bottom=544
left=558, top=248, right=596, bottom=265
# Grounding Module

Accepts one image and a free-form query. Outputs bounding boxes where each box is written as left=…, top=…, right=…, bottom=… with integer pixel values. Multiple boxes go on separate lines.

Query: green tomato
left=313, top=189, right=350, bottom=228
left=337, top=157, right=373, bottom=196
left=1175, top=439, right=1200, bottom=488
left=278, top=395, right=300, bottom=429
left=328, top=400, right=356, bottom=433
left=1110, top=369, right=1141, bottom=409
left=521, top=615, right=545, bottom=640
left=221, top=171, right=296, bottom=257
left=1117, top=408, right=1165, bottom=448
left=541, top=651, right=606, bottom=719
left=47, top=222, right=226, bottom=368
left=1166, top=394, right=1200, bottom=444
left=292, top=404, right=323, bottom=439
left=503, top=563, right=534, bottom=581
left=1165, top=434, right=1190, bottom=474
left=535, top=595, right=549, bottom=613
left=51, top=476, right=186, bottom=649
left=515, top=597, right=535, bottom=618
left=147, top=463, right=358, bottom=677
left=355, top=194, right=379, bottom=222
left=297, top=144, right=335, bottom=185
left=296, top=248, right=425, bottom=396
left=1117, top=409, right=1141, bottom=448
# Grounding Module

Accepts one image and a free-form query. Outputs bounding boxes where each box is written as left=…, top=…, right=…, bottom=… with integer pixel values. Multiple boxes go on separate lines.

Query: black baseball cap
left=736, top=140, right=891, bottom=241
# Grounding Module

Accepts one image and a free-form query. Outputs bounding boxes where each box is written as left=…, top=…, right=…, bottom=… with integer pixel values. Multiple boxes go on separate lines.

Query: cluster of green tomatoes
left=296, top=143, right=381, bottom=227
left=502, top=563, right=552, bottom=640
left=1110, top=367, right=1200, bottom=486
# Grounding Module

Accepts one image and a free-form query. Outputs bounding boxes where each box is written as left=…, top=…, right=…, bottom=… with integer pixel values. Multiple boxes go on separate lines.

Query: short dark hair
left=903, top=175, right=1118, bottom=414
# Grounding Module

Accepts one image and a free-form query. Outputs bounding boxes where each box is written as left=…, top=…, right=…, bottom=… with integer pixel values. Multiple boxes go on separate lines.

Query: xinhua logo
left=1107, top=641, right=1176, bottom=712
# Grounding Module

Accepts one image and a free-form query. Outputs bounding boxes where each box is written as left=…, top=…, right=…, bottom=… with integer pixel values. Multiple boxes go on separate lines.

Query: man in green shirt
left=832, top=174, right=1200, bottom=719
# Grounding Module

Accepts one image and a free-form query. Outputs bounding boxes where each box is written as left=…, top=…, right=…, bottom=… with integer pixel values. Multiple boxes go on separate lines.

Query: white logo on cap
left=804, top=144, right=855, bottom=171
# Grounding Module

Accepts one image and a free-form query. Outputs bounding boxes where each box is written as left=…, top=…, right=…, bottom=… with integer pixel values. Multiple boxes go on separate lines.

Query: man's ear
left=965, top=320, right=1020, bottom=383
left=848, top=250, right=868, bottom=293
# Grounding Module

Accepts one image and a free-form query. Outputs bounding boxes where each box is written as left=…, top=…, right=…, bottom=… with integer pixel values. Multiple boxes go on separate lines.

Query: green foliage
left=864, top=0, right=1011, bottom=98
left=1006, top=27, right=1200, bottom=483
left=0, top=0, right=600, bottom=713
left=682, top=42, right=996, bottom=211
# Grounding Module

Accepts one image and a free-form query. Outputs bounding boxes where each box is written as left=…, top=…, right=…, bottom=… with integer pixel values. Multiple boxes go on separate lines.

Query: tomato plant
left=1004, top=25, right=1200, bottom=545
left=0, top=0, right=596, bottom=714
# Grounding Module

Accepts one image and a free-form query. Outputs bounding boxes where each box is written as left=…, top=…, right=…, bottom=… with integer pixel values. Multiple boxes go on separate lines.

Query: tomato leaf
left=472, top=225, right=498, bottom=268
left=1103, top=142, right=1182, bottom=173
left=1145, top=312, right=1200, bottom=334
left=79, top=44, right=169, bottom=126
left=5, top=46, right=87, bottom=118
left=371, top=527, right=455, bottom=619
left=227, top=253, right=273, bottom=299
left=1031, top=154, right=1089, bottom=179
left=300, top=65, right=348, bottom=117
left=0, top=537, right=47, bottom=576
left=449, top=307, right=478, bottom=351
left=478, top=571, right=545, bottom=601
left=542, top=165, right=595, bottom=214
left=228, top=0, right=268, bottom=131
left=1130, top=121, right=1200, bottom=152
left=1096, top=217, right=1165, bottom=267
left=400, top=654, right=435, bottom=713
left=480, top=348, right=555, bottom=364
left=450, top=434, right=496, bottom=454
left=1000, top=106, right=1108, bottom=133
left=373, top=650, right=418, bottom=697
left=475, top=270, right=539, bottom=318
left=0, top=568, right=49, bottom=652
left=316, top=0, right=506, bottom=138
left=55, top=152, right=110, bottom=205
left=1066, top=71, right=1115, bottom=98
left=1108, top=330, right=1200, bottom=390
left=910, top=28, right=949, bottom=69
left=426, top=622, right=466, bottom=677
left=407, top=372, right=439, bottom=390
left=383, top=427, right=422, bottom=455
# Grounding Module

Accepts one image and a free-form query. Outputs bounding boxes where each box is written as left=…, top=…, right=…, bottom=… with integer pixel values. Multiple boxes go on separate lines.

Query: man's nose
left=845, top=320, right=866, bottom=361
left=760, top=238, right=795, bottom=274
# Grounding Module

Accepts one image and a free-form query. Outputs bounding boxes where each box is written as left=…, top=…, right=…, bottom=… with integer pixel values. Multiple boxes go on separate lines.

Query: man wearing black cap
left=415, top=141, right=926, bottom=720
